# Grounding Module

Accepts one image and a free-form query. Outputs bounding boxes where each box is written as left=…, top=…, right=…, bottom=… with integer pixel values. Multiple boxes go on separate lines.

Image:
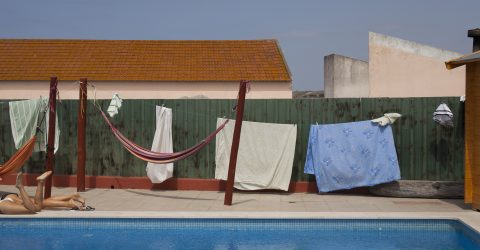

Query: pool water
left=0, top=218, right=479, bottom=250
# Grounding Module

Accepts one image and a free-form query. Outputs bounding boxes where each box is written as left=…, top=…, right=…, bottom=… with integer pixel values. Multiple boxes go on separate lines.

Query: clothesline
left=76, top=83, right=237, bottom=120
left=91, top=101, right=235, bottom=121
left=4, top=99, right=403, bottom=126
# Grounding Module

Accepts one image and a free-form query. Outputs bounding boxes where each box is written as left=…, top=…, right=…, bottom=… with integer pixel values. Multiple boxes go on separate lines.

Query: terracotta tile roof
left=0, top=39, right=291, bottom=82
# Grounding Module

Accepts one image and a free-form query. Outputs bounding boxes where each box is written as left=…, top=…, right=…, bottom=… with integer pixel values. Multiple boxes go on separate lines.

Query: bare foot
left=74, top=197, right=86, bottom=206
left=69, top=199, right=83, bottom=210
left=15, top=172, right=23, bottom=188
left=36, top=171, right=52, bottom=182
left=71, top=193, right=86, bottom=205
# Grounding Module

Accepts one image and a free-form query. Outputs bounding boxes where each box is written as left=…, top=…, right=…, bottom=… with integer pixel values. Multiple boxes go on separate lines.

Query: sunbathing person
left=0, top=171, right=88, bottom=214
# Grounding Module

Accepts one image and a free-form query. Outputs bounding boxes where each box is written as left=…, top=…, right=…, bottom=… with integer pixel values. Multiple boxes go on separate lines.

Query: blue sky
left=1, top=0, right=478, bottom=90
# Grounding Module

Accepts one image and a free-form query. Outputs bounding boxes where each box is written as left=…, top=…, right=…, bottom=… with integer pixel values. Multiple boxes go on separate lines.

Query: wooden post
left=77, top=78, right=87, bottom=192
left=468, top=28, right=480, bottom=52
left=224, top=80, right=248, bottom=206
left=465, top=29, right=480, bottom=204
left=468, top=28, right=480, bottom=209
left=44, top=76, right=58, bottom=199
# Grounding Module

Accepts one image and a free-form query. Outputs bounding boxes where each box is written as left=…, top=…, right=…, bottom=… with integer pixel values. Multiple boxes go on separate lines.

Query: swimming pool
left=1, top=218, right=479, bottom=249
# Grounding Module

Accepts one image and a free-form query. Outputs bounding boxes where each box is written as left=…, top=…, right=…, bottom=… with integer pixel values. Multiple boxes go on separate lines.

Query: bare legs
left=1, top=171, right=88, bottom=214
left=33, top=171, right=51, bottom=210
left=43, top=193, right=86, bottom=209
left=0, top=171, right=50, bottom=214
left=15, top=171, right=51, bottom=212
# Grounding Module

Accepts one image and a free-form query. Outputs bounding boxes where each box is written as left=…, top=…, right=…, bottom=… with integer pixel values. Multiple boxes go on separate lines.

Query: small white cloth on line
left=145, top=106, right=174, bottom=183
left=215, top=118, right=297, bottom=191
left=9, top=97, right=60, bottom=153
left=107, top=93, right=123, bottom=118
left=371, top=113, right=402, bottom=126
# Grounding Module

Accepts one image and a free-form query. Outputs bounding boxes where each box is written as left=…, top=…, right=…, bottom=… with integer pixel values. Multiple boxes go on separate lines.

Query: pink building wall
left=0, top=81, right=292, bottom=99
left=369, top=32, right=465, bottom=97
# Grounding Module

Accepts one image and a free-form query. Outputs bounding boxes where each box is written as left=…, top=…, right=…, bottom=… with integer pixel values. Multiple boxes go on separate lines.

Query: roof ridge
left=0, top=38, right=278, bottom=42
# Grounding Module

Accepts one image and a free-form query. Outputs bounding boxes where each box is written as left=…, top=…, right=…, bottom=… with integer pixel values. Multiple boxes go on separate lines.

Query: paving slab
left=1, top=185, right=479, bottom=232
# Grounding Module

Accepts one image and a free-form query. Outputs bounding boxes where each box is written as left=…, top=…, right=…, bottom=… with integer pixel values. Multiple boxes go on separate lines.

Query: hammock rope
left=98, top=107, right=228, bottom=164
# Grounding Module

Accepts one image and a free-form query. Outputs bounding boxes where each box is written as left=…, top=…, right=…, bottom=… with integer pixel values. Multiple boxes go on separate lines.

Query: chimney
left=468, top=28, right=480, bottom=52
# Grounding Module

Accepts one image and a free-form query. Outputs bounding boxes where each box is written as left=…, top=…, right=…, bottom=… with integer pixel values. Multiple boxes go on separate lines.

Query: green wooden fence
left=0, top=97, right=465, bottom=181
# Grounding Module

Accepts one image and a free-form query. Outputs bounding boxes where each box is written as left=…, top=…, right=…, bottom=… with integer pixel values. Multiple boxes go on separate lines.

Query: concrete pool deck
left=1, top=185, right=479, bottom=232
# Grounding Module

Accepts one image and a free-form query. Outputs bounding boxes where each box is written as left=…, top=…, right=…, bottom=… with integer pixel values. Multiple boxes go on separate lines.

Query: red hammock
left=0, top=137, right=36, bottom=177
left=99, top=109, right=228, bottom=164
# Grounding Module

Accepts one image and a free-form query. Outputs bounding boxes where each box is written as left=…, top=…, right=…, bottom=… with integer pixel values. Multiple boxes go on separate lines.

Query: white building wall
left=324, top=54, right=369, bottom=98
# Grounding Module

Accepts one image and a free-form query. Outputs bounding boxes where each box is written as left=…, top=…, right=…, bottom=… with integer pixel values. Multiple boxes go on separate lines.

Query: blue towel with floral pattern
left=304, top=121, right=400, bottom=192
